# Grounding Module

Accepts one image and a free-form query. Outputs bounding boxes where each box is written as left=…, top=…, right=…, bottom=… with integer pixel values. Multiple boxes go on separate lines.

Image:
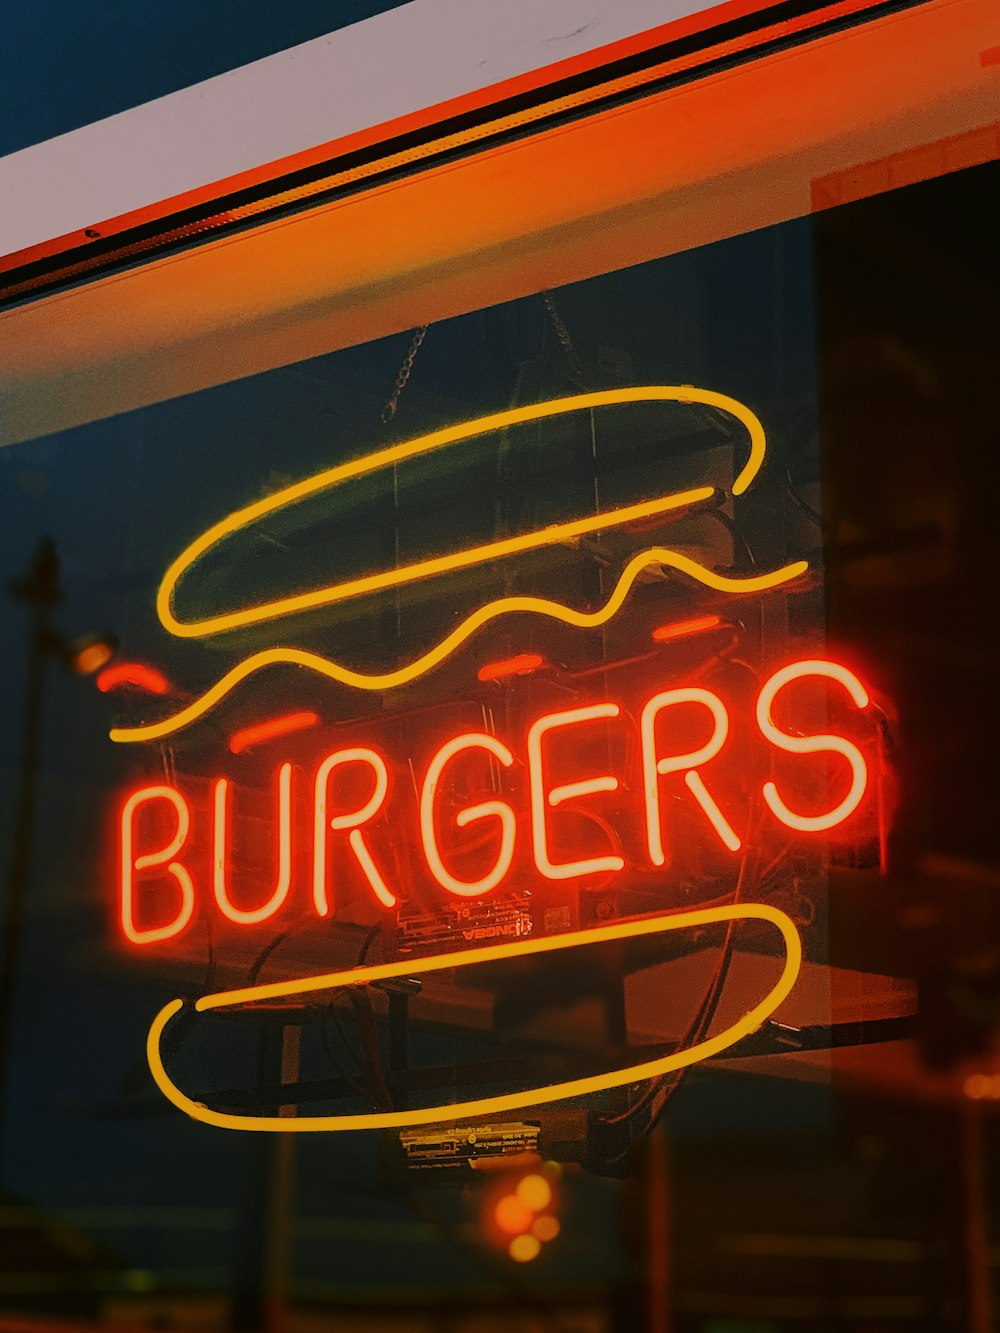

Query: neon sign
left=156, top=387, right=767, bottom=640
left=107, top=387, right=807, bottom=745
left=120, top=660, right=873, bottom=943
left=110, top=387, right=877, bottom=1133
left=146, top=904, right=802, bottom=1133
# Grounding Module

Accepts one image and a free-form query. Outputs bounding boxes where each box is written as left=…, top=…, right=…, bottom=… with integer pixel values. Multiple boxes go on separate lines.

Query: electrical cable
left=247, top=930, right=292, bottom=985
left=349, top=989, right=395, bottom=1112
left=700, top=506, right=757, bottom=571
left=599, top=842, right=753, bottom=1139
left=318, top=923, right=386, bottom=1107
left=615, top=717, right=874, bottom=1146
left=592, top=624, right=764, bottom=1146
left=320, top=995, right=370, bottom=1104
left=784, top=463, right=824, bottom=531
left=599, top=719, right=777, bottom=1155
left=549, top=805, right=626, bottom=895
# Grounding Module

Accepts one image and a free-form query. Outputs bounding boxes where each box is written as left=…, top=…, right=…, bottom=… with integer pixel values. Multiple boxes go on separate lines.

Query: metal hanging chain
left=381, top=325, right=428, bottom=424
left=542, top=290, right=585, bottom=387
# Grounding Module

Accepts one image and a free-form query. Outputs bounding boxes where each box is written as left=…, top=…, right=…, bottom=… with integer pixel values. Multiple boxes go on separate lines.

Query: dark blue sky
left=1, top=1, right=408, bottom=156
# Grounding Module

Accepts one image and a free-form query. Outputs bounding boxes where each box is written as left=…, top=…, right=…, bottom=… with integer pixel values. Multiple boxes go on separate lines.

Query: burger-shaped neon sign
left=108, top=387, right=880, bottom=1132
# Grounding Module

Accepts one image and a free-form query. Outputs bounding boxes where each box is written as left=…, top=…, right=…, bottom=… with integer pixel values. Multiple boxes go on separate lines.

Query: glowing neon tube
left=652, top=615, right=723, bottom=642
left=756, top=660, right=871, bottom=832
left=146, top=902, right=800, bottom=1133
left=96, top=662, right=170, bottom=695
left=229, top=711, right=319, bottom=754
left=110, top=548, right=807, bottom=743
left=477, top=653, right=544, bottom=682
left=156, top=387, right=768, bottom=641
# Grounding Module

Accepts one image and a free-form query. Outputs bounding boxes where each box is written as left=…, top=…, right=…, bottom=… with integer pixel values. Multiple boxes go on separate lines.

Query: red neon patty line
left=652, top=615, right=723, bottom=642
left=478, top=653, right=544, bottom=682
left=96, top=662, right=170, bottom=695
left=229, top=711, right=320, bottom=754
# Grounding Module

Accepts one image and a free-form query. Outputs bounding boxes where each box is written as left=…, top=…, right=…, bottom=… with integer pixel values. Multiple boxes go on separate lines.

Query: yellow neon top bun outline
left=156, top=387, right=768, bottom=641
left=110, top=547, right=806, bottom=743
left=146, top=902, right=801, bottom=1133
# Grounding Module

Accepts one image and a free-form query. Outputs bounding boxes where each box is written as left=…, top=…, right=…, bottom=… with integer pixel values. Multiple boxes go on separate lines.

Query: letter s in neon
left=756, top=660, right=870, bottom=833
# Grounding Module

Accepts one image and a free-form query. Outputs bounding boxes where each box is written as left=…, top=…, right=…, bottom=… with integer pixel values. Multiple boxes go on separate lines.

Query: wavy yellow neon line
left=157, top=387, right=768, bottom=640
left=111, top=549, right=807, bottom=743
left=146, top=902, right=801, bottom=1133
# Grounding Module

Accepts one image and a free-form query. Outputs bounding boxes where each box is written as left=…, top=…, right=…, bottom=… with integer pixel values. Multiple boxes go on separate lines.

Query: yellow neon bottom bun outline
left=146, top=902, right=801, bottom=1133
left=111, top=548, right=807, bottom=743
left=157, top=386, right=769, bottom=640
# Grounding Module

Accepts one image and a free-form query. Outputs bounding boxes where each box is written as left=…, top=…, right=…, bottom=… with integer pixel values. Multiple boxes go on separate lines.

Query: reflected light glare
left=516, top=1174, right=553, bottom=1212
left=495, top=1195, right=535, bottom=1236
left=73, top=638, right=116, bottom=676
left=533, top=1216, right=560, bottom=1242
left=509, top=1234, right=542, bottom=1263
left=965, top=1074, right=1000, bottom=1100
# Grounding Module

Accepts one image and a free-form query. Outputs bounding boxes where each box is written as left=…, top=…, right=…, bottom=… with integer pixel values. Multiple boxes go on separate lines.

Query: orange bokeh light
left=495, top=1195, right=535, bottom=1236
left=532, top=1215, right=561, bottom=1242
left=508, top=1234, right=542, bottom=1263
left=516, top=1173, right=553, bottom=1212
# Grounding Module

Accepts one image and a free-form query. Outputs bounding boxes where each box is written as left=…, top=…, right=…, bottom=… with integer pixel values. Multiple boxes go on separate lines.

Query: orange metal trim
left=0, top=0, right=773, bottom=273
left=1, top=0, right=914, bottom=288
left=812, top=121, right=1000, bottom=210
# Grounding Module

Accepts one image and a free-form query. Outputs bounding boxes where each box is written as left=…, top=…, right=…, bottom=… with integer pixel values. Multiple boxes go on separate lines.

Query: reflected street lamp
left=0, top=537, right=117, bottom=1170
